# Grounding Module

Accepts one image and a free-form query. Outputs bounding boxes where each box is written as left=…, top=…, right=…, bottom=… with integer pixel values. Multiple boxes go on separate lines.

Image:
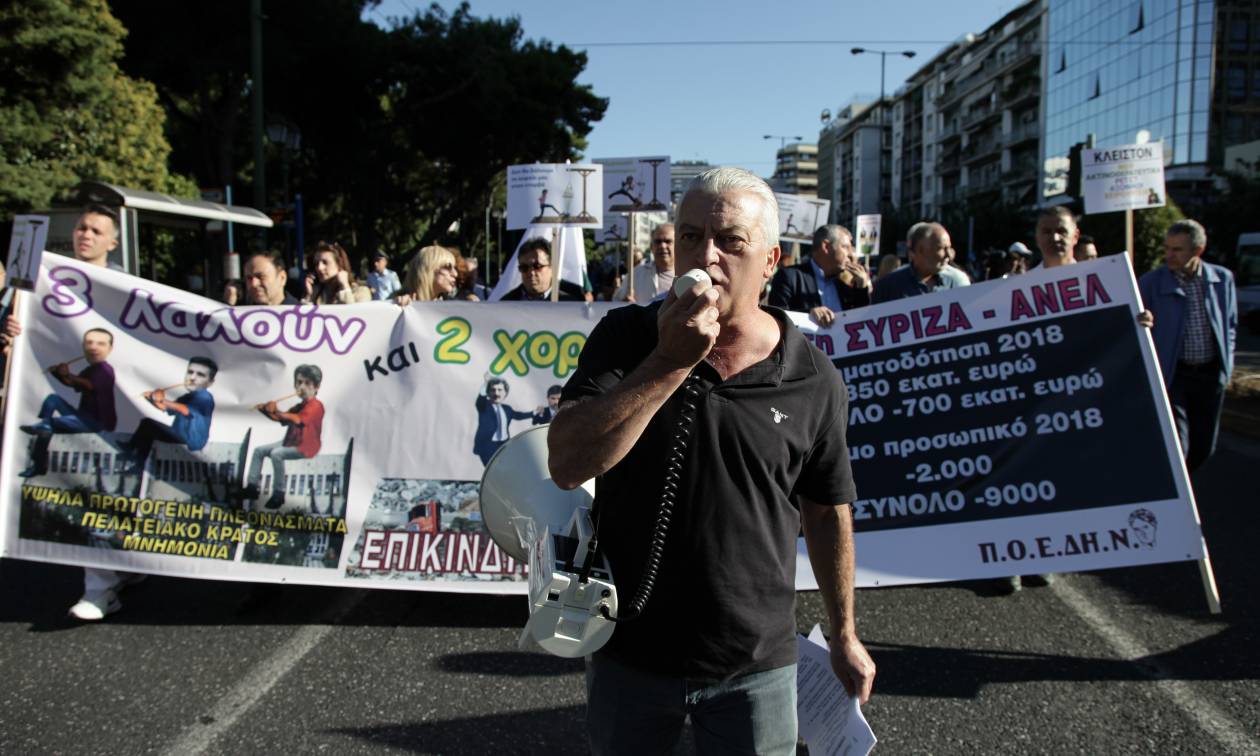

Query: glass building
left=1042, top=0, right=1216, bottom=199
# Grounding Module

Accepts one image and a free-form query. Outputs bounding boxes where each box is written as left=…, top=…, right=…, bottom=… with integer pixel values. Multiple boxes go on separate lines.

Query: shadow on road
left=434, top=650, right=581, bottom=677
left=867, top=618, right=1256, bottom=700
left=329, top=704, right=589, bottom=755
left=0, top=557, right=529, bottom=632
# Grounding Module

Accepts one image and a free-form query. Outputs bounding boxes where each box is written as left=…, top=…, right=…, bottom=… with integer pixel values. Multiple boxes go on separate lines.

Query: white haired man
left=1139, top=219, right=1237, bottom=472
left=549, top=167, right=874, bottom=754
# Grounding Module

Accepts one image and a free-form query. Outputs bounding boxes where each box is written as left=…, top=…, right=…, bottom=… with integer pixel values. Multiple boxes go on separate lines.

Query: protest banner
left=0, top=258, right=615, bottom=594
left=593, top=156, right=670, bottom=243
left=855, top=214, right=881, bottom=262
left=1082, top=142, right=1166, bottom=214
left=775, top=194, right=831, bottom=244
left=790, top=256, right=1213, bottom=597
left=505, top=163, right=604, bottom=230
left=0, top=257, right=1214, bottom=602
left=6, top=215, right=49, bottom=291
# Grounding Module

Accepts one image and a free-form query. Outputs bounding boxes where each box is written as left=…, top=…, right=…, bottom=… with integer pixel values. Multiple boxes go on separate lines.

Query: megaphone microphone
left=481, top=270, right=712, bottom=659
left=480, top=426, right=618, bottom=658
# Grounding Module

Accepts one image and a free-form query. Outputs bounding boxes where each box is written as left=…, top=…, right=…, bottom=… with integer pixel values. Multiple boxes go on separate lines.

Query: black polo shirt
left=561, top=301, right=856, bottom=681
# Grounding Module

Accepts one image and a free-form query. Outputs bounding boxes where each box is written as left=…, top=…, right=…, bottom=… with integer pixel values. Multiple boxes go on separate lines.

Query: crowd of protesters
left=0, top=195, right=1238, bottom=618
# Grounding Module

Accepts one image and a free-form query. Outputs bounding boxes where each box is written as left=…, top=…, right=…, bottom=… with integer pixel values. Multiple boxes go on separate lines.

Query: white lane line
left=1051, top=579, right=1259, bottom=754
left=161, top=589, right=368, bottom=756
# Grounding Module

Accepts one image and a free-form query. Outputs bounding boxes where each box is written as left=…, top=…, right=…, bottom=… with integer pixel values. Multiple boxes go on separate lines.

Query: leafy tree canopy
left=110, top=0, right=607, bottom=266
left=0, top=0, right=193, bottom=220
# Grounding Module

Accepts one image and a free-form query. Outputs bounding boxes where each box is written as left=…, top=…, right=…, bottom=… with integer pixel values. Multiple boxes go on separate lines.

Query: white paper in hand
left=796, top=624, right=877, bottom=756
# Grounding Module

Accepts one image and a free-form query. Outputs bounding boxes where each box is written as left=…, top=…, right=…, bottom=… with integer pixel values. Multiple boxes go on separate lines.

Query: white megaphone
left=480, top=425, right=618, bottom=658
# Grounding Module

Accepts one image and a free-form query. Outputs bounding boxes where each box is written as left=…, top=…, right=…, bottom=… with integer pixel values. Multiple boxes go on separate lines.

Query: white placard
left=6, top=215, right=50, bottom=291
left=1082, top=142, right=1167, bottom=214
left=776, top=194, right=830, bottom=244
left=506, top=164, right=604, bottom=230
left=593, top=156, right=670, bottom=242
left=797, top=625, right=877, bottom=756
left=855, top=214, right=881, bottom=261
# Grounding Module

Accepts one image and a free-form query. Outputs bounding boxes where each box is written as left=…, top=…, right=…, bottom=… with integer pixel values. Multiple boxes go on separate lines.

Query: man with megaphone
left=549, top=167, right=874, bottom=755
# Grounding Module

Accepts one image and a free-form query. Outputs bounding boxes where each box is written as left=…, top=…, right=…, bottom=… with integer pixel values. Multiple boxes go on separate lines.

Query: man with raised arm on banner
left=120, top=357, right=218, bottom=473
left=615, top=223, right=676, bottom=302
left=19, top=328, right=117, bottom=478
left=1139, top=219, right=1237, bottom=473
left=473, top=376, right=534, bottom=466
left=245, top=364, right=326, bottom=510
left=872, top=221, right=970, bottom=303
left=768, top=223, right=872, bottom=325
left=500, top=238, right=585, bottom=302
left=549, top=167, right=874, bottom=755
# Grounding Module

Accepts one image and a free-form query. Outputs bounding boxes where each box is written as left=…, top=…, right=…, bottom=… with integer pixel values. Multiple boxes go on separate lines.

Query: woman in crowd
left=304, top=241, right=371, bottom=305
left=394, top=245, right=459, bottom=306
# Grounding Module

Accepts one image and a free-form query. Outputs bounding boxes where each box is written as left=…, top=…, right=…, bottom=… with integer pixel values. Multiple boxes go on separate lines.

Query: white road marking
left=1051, top=579, right=1259, bottom=754
left=160, top=589, right=367, bottom=756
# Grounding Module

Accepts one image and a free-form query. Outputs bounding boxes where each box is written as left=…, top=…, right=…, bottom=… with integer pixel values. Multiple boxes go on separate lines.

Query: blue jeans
left=585, top=653, right=797, bottom=756
left=38, top=394, right=101, bottom=433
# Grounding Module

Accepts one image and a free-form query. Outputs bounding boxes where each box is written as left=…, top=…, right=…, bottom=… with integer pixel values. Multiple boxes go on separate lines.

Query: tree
left=0, top=0, right=192, bottom=220
left=1079, top=200, right=1185, bottom=275
left=110, top=1, right=606, bottom=269
left=383, top=4, right=607, bottom=256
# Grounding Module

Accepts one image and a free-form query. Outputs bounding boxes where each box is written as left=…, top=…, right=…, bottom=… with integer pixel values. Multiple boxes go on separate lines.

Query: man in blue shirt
left=1139, top=219, right=1237, bottom=472
left=366, top=250, right=401, bottom=301
left=872, top=222, right=970, bottom=303
left=768, top=224, right=872, bottom=324
left=121, top=356, right=218, bottom=473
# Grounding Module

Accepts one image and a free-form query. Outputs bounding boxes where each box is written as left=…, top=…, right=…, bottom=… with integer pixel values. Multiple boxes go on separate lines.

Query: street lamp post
left=763, top=134, right=804, bottom=151
left=850, top=47, right=917, bottom=103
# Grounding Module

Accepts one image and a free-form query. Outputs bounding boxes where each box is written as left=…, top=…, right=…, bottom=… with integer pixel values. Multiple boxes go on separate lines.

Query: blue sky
left=369, top=1, right=1023, bottom=176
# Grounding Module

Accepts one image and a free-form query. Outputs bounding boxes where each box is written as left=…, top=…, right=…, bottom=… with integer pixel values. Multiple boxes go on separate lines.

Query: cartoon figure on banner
left=244, top=364, right=326, bottom=511
left=119, top=357, right=218, bottom=476
left=534, top=188, right=565, bottom=223
left=474, top=375, right=534, bottom=465
left=532, top=385, right=563, bottom=425
left=1129, top=508, right=1158, bottom=549
left=1147, top=188, right=1161, bottom=205
left=608, top=176, right=643, bottom=212
left=19, top=328, right=118, bottom=478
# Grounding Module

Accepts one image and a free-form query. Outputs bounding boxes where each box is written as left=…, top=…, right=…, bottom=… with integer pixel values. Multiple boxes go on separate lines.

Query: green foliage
left=1079, top=199, right=1185, bottom=275
left=109, top=1, right=607, bottom=267
left=0, top=0, right=192, bottom=219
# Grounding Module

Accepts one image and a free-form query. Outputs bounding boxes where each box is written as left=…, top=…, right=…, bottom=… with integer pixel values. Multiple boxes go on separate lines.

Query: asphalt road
left=0, top=432, right=1256, bottom=755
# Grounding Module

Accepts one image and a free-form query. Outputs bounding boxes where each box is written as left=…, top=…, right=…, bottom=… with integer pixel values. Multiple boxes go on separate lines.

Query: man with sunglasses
left=501, top=238, right=585, bottom=301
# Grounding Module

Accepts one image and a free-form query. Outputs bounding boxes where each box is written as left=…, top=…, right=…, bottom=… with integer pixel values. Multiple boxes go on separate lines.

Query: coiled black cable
left=600, top=372, right=703, bottom=622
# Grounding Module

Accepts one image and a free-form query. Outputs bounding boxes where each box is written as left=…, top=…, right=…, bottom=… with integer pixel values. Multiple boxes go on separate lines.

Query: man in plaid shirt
left=1139, top=219, right=1238, bottom=472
